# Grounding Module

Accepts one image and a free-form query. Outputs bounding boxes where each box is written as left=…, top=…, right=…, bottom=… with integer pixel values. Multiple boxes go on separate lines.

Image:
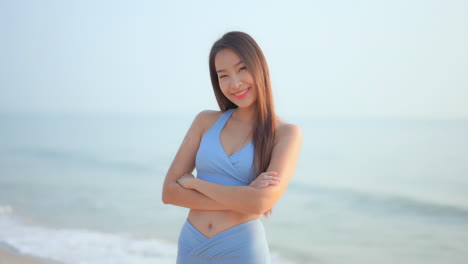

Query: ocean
left=0, top=112, right=467, bottom=263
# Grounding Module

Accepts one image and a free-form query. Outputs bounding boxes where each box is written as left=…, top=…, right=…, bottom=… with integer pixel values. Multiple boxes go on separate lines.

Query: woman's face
left=214, top=48, right=257, bottom=109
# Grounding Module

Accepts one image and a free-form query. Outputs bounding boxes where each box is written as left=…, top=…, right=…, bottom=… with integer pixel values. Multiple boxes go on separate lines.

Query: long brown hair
left=208, top=31, right=276, bottom=185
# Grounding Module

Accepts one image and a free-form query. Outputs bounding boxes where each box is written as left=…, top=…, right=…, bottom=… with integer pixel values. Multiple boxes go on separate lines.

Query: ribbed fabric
left=177, top=219, right=270, bottom=264
left=195, top=109, right=256, bottom=186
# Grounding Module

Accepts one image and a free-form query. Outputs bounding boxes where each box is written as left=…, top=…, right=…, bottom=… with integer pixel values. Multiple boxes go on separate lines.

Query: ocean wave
left=0, top=205, right=13, bottom=216
left=0, top=205, right=297, bottom=264
left=291, top=183, right=468, bottom=221
left=0, top=207, right=177, bottom=264
left=2, top=147, right=152, bottom=173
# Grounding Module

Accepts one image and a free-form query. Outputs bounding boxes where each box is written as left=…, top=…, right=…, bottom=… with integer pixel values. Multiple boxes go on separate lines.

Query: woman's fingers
left=267, top=179, right=280, bottom=185
left=263, top=175, right=281, bottom=181
left=260, top=172, right=280, bottom=186
left=251, top=180, right=278, bottom=188
left=259, top=179, right=280, bottom=187
left=250, top=172, right=281, bottom=189
left=261, top=171, right=278, bottom=177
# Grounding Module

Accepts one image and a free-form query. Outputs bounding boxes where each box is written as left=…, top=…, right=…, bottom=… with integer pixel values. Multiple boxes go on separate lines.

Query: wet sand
left=0, top=244, right=57, bottom=264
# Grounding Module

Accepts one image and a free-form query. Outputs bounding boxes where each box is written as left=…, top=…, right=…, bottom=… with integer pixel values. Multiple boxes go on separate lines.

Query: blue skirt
left=177, top=218, right=271, bottom=264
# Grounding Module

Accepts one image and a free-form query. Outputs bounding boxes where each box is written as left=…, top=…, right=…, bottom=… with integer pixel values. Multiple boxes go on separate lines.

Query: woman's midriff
left=188, top=209, right=260, bottom=238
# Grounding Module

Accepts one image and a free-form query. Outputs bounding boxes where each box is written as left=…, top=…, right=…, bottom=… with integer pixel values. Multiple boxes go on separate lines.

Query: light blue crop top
left=195, top=109, right=256, bottom=186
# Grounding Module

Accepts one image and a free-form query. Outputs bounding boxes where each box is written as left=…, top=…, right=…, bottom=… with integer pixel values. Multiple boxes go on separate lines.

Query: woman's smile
left=232, top=87, right=251, bottom=99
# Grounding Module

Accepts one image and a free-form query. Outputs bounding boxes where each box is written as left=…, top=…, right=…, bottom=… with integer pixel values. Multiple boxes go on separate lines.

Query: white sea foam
left=0, top=205, right=13, bottom=216
left=0, top=204, right=297, bottom=264
left=0, top=205, right=177, bottom=264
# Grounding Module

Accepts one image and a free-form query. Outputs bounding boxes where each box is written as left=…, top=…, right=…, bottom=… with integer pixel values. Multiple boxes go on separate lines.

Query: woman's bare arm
left=162, top=111, right=229, bottom=210
left=178, top=123, right=302, bottom=214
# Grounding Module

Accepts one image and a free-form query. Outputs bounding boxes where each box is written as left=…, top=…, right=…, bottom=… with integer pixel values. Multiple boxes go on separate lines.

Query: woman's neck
left=232, top=106, right=256, bottom=124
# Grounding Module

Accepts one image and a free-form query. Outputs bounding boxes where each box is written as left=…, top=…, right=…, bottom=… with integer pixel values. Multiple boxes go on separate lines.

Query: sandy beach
left=0, top=245, right=56, bottom=264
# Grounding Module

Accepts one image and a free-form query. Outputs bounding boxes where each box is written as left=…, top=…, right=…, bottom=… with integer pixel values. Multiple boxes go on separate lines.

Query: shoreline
left=0, top=243, right=59, bottom=264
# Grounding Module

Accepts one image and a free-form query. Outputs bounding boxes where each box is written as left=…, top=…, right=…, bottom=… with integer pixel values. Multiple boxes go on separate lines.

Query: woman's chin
left=231, top=99, right=256, bottom=109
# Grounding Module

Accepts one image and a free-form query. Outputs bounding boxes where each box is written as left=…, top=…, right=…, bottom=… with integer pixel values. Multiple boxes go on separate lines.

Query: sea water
left=0, top=112, right=467, bottom=263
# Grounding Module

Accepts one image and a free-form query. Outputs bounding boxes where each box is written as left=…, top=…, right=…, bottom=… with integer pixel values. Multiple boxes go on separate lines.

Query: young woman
left=162, top=31, right=302, bottom=264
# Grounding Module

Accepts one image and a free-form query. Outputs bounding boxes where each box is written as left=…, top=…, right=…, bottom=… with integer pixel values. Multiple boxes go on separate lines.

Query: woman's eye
left=239, top=66, right=247, bottom=71
left=219, top=75, right=227, bottom=79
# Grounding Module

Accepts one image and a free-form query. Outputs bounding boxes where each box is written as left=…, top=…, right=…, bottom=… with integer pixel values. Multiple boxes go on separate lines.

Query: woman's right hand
left=249, top=171, right=281, bottom=189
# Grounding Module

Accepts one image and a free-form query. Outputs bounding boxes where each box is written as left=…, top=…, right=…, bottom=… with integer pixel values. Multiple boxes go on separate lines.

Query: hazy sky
left=1, top=0, right=467, bottom=118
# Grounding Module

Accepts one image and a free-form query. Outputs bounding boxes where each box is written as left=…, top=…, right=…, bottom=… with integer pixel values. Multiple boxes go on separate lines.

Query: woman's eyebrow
left=216, top=60, right=243, bottom=73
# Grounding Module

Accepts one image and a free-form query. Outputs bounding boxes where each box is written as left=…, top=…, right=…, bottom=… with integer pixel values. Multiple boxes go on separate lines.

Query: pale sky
left=1, top=0, right=467, bottom=119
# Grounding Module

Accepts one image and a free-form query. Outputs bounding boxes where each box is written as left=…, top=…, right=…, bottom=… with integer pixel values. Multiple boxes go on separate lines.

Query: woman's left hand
left=249, top=171, right=280, bottom=189
left=177, top=173, right=197, bottom=189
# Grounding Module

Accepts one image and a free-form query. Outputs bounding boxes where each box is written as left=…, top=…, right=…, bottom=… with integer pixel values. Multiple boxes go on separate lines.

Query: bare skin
left=162, top=48, right=302, bottom=238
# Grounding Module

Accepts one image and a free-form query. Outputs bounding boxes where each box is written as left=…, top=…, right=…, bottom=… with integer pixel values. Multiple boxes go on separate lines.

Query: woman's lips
left=232, top=87, right=250, bottom=99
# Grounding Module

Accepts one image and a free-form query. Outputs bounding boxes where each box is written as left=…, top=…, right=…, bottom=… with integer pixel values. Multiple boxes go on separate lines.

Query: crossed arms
left=162, top=111, right=302, bottom=215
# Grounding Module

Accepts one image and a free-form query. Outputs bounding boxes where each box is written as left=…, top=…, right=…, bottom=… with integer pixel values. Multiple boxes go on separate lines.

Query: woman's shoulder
left=275, top=119, right=302, bottom=142
left=195, top=110, right=223, bottom=123
left=193, top=110, right=224, bottom=133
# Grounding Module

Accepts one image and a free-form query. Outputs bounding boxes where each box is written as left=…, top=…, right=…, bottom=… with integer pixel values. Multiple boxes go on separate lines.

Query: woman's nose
left=231, top=76, right=243, bottom=89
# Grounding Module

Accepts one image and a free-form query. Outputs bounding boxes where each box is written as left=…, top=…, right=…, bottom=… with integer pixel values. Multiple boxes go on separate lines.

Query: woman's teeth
left=235, top=88, right=249, bottom=96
